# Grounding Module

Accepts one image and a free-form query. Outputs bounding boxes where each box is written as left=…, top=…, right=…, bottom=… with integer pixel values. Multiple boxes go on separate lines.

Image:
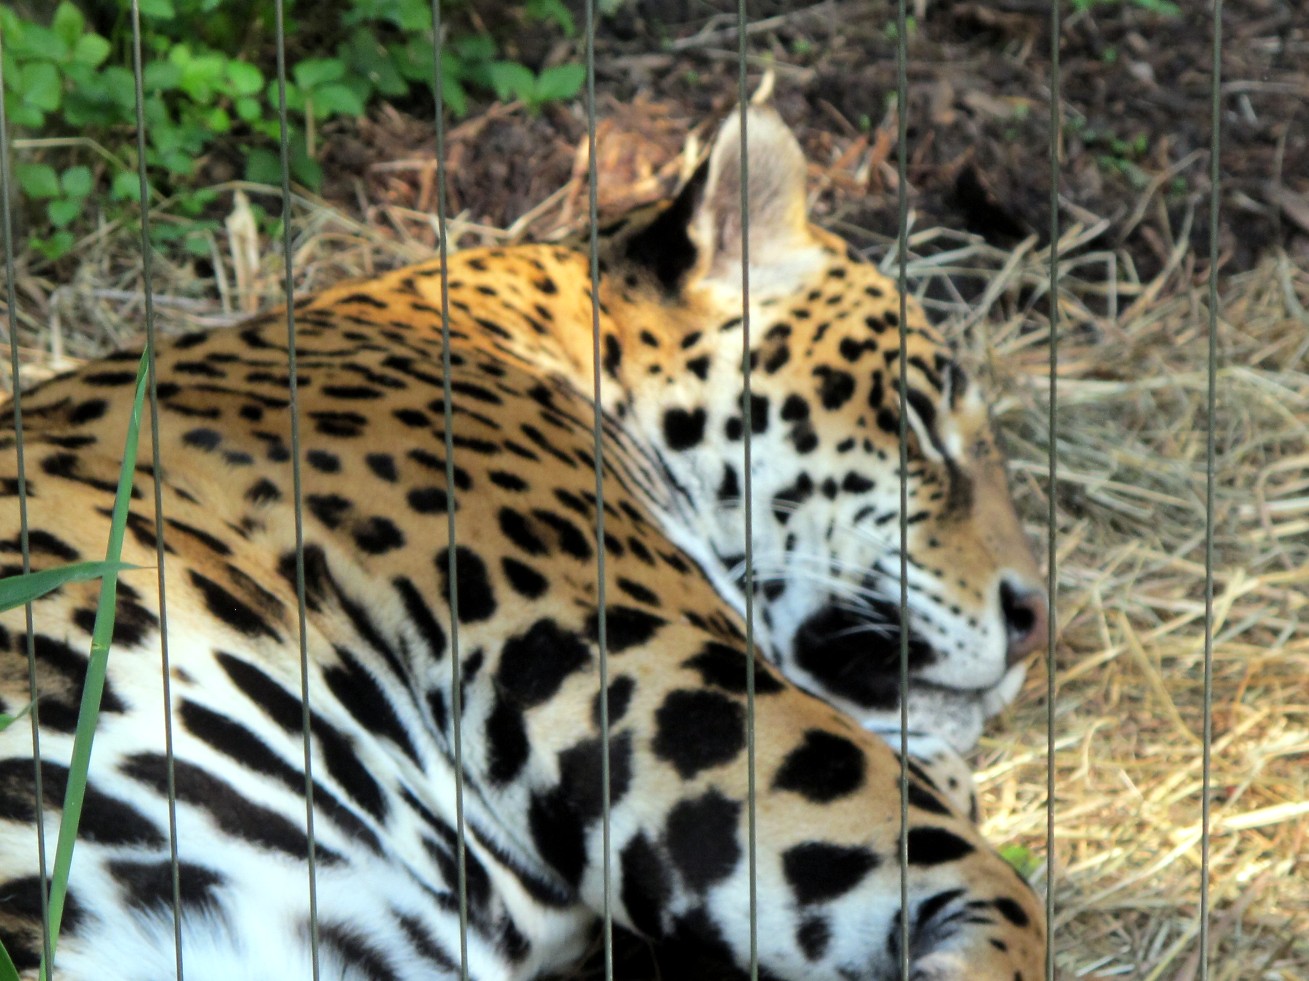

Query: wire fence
left=0, top=1, right=1236, bottom=979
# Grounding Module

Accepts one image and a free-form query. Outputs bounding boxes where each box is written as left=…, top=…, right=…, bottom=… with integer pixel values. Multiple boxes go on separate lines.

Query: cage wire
left=1044, top=3, right=1062, bottom=978
left=894, top=0, right=914, bottom=975
left=428, top=2, right=472, bottom=977
left=582, top=2, right=618, bottom=978
left=0, top=0, right=1234, bottom=977
left=126, top=2, right=185, bottom=977
left=270, top=1, right=325, bottom=977
left=0, top=19, right=53, bottom=980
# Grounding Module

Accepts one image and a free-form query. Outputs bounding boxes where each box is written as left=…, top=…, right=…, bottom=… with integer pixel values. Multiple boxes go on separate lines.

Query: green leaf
left=291, top=153, right=323, bottom=191
left=397, top=37, right=439, bottom=84
left=101, top=65, right=139, bottom=111
left=12, top=24, right=67, bottom=62
left=63, top=91, right=121, bottom=128
left=47, top=198, right=82, bottom=229
left=4, top=99, right=44, bottom=128
left=182, top=231, right=213, bottom=256
left=166, top=41, right=192, bottom=68
left=0, top=561, right=138, bottom=612
left=138, top=0, right=176, bottom=19
left=533, top=63, right=585, bottom=104
left=17, top=163, right=61, bottom=200
left=143, top=61, right=182, bottom=92
left=269, top=79, right=305, bottom=113
left=178, top=192, right=218, bottom=216
left=249, top=117, right=280, bottom=141
left=527, top=0, right=576, bottom=35
left=31, top=231, right=75, bottom=260
left=342, top=31, right=405, bottom=97
left=20, top=61, right=62, bottom=112
left=202, top=105, right=232, bottom=133
left=178, top=51, right=226, bottom=102
left=226, top=60, right=263, bottom=96
left=443, top=77, right=468, bottom=118
left=487, top=61, right=535, bottom=103
left=61, top=165, right=93, bottom=199
left=149, top=222, right=189, bottom=243
left=294, top=57, right=345, bottom=91
left=454, top=34, right=497, bottom=63
left=310, top=82, right=364, bottom=119
left=110, top=170, right=145, bottom=202
left=234, top=95, right=262, bottom=122
left=71, top=33, right=112, bottom=68
left=0, top=933, right=19, bottom=981
left=395, top=0, right=433, bottom=32
left=52, top=2, right=86, bottom=49
left=369, top=55, right=406, bottom=97
left=244, top=147, right=281, bottom=184
left=999, top=844, right=1042, bottom=878
left=157, top=149, right=193, bottom=176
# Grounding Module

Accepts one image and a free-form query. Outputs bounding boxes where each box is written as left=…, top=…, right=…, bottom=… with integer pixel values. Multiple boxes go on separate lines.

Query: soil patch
left=320, top=0, right=1307, bottom=284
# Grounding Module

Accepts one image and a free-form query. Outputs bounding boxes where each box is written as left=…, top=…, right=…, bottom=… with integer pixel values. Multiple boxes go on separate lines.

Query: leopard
left=0, top=107, right=1048, bottom=980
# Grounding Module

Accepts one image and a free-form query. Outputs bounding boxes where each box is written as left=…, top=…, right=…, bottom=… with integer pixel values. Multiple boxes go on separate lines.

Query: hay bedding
left=977, top=249, right=1309, bottom=980
left=3, top=169, right=1307, bottom=981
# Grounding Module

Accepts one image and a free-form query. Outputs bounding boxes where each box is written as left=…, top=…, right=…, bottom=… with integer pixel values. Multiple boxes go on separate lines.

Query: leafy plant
left=486, top=61, right=585, bottom=114
left=3, top=1, right=583, bottom=264
left=15, top=162, right=91, bottom=260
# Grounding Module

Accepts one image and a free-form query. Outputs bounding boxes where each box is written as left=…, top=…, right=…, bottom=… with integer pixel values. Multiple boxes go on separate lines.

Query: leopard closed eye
left=0, top=106, right=1046, bottom=980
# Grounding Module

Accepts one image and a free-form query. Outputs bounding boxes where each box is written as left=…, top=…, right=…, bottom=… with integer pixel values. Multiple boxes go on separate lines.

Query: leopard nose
left=1000, top=579, right=1048, bottom=666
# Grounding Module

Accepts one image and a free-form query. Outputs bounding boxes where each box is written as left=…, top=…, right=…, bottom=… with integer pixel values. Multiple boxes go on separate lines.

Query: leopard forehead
left=604, top=238, right=983, bottom=510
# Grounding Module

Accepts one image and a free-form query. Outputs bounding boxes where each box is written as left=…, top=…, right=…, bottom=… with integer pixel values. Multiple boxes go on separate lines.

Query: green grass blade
left=0, top=701, right=33, bottom=733
left=0, top=936, right=20, bottom=981
left=0, top=560, right=140, bottom=612
left=40, top=349, right=150, bottom=980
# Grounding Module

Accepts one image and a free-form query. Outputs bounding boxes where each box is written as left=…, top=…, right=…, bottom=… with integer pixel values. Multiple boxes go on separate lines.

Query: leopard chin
left=777, top=600, right=1027, bottom=752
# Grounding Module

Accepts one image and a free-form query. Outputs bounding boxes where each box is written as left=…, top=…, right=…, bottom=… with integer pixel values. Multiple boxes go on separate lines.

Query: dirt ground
left=323, top=0, right=1306, bottom=285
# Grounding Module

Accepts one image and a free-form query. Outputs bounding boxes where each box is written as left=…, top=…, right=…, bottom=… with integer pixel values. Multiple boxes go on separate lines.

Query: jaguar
left=0, top=107, right=1048, bottom=979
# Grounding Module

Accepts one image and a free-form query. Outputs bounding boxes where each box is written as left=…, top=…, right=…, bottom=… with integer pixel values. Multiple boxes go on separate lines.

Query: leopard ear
left=690, top=106, right=816, bottom=288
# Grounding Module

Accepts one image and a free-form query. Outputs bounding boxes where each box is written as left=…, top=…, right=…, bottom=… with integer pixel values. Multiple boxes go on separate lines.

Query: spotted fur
left=0, top=108, right=1045, bottom=979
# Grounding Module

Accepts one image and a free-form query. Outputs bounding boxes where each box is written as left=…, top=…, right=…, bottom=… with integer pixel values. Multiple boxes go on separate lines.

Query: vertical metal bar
left=580, top=3, right=613, bottom=978
left=732, top=4, right=758, bottom=979
left=126, top=2, right=184, bottom=976
left=1199, top=3, right=1223, bottom=977
left=270, top=4, right=320, bottom=976
left=427, top=4, right=470, bottom=976
left=1045, top=3, right=1062, bottom=979
left=0, top=21, right=55, bottom=978
left=892, top=0, right=912, bottom=974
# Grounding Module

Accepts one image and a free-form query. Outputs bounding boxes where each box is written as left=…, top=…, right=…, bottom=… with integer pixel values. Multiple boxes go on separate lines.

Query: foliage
left=2, top=0, right=584, bottom=262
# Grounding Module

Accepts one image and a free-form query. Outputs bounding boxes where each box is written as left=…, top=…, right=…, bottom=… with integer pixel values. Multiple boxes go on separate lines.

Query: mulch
left=321, top=0, right=1307, bottom=286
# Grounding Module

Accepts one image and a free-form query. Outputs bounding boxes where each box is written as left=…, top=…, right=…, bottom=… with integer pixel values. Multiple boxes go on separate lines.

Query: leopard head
left=600, top=107, right=1046, bottom=751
